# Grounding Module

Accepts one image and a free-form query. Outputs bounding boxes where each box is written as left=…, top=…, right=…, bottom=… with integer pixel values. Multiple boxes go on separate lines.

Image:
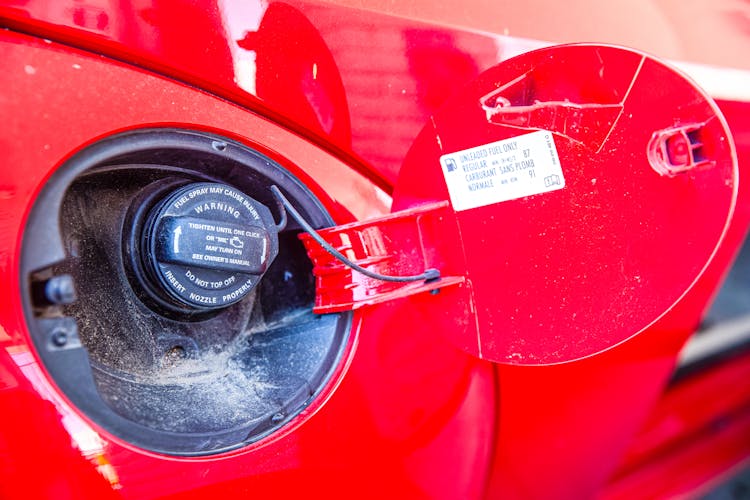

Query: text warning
left=440, top=130, right=565, bottom=211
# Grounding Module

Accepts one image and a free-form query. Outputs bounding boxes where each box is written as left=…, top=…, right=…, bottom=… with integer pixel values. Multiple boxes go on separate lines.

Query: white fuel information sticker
left=439, top=130, right=565, bottom=211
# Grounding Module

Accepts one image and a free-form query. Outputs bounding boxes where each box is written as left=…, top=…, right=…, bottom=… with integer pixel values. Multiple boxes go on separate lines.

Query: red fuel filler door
left=299, top=44, right=737, bottom=365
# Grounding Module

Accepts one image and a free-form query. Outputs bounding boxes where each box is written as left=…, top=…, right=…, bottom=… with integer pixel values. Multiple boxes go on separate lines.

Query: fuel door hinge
left=299, top=201, right=465, bottom=313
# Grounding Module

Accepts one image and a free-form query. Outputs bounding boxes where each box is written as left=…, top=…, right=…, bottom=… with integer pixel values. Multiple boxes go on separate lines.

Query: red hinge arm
left=299, top=202, right=465, bottom=313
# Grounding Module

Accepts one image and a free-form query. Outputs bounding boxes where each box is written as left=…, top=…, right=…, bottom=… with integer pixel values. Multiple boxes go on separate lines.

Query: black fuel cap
left=142, top=182, right=279, bottom=310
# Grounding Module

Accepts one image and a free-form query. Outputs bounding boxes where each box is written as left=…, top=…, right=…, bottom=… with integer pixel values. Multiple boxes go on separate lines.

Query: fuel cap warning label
left=439, top=130, right=565, bottom=211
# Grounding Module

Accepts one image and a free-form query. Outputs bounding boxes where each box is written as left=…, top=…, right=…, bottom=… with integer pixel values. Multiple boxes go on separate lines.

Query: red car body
left=1, top=1, right=749, bottom=498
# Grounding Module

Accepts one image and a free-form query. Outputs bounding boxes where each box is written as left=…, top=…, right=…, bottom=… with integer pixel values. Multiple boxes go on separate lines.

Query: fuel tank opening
left=20, top=129, right=351, bottom=455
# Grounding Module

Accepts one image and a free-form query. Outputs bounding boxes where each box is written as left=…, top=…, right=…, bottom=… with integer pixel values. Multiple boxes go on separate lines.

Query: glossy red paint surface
left=601, top=97, right=750, bottom=496
left=328, top=0, right=750, bottom=71
left=484, top=95, right=750, bottom=497
left=0, top=0, right=509, bottom=187
left=303, top=45, right=739, bottom=364
left=0, top=0, right=749, bottom=498
left=0, top=31, right=494, bottom=498
left=604, top=350, right=750, bottom=499
left=394, top=44, right=736, bottom=364
left=3, top=1, right=748, bottom=185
